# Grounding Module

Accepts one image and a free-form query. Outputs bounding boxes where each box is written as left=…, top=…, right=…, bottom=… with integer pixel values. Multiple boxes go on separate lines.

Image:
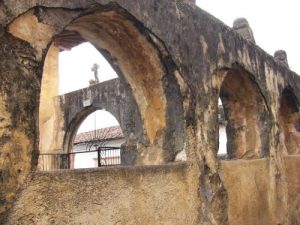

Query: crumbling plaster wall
left=6, top=163, right=200, bottom=225
left=220, top=159, right=271, bottom=225
left=39, top=43, right=62, bottom=154
left=0, top=32, right=40, bottom=217
left=284, top=155, right=300, bottom=224
left=0, top=0, right=299, bottom=224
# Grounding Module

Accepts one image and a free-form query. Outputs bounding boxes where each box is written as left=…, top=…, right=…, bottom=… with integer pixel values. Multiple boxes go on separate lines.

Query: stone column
left=39, top=43, right=65, bottom=170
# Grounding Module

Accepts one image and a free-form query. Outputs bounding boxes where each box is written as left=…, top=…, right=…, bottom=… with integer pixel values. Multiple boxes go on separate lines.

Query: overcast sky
left=196, top=0, right=300, bottom=74
left=59, top=1, right=300, bottom=133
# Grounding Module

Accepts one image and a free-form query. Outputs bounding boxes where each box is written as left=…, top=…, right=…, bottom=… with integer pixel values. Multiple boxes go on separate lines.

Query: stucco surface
left=6, top=163, right=200, bottom=225
left=39, top=44, right=61, bottom=154
left=0, top=0, right=299, bottom=224
left=284, top=155, right=300, bottom=225
left=220, top=159, right=271, bottom=225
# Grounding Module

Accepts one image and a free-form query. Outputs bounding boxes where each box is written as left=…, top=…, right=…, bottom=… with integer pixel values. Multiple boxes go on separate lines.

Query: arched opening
left=218, top=66, right=270, bottom=159
left=70, top=109, right=124, bottom=169
left=39, top=41, right=118, bottom=155
left=279, top=88, right=300, bottom=155
left=218, top=98, right=227, bottom=157
left=37, top=3, right=184, bottom=167
left=63, top=8, right=168, bottom=147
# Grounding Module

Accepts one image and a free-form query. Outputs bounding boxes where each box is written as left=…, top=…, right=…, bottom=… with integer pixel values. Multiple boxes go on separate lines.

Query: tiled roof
left=74, top=126, right=124, bottom=144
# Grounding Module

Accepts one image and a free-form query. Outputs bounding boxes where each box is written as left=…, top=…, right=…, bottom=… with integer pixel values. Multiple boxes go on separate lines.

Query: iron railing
left=38, top=147, right=121, bottom=171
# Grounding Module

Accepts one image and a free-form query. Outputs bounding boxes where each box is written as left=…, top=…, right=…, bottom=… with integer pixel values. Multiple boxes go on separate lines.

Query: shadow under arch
left=279, top=87, right=300, bottom=155
left=217, top=64, right=271, bottom=159
left=40, top=2, right=185, bottom=163
left=64, top=8, right=166, bottom=145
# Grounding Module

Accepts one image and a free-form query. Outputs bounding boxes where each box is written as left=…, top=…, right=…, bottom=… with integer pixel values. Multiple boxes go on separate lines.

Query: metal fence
left=38, top=147, right=121, bottom=171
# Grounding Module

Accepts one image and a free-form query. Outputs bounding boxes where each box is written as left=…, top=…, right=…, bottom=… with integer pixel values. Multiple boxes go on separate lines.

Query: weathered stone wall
left=0, top=32, right=40, bottom=218
left=39, top=43, right=62, bottom=153
left=0, top=0, right=299, bottom=224
left=220, top=156, right=300, bottom=225
left=7, top=157, right=300, bottom=225
left=58, top=78, right=144, bottom=155
left=5, top=163, right=200, bottom=225
left=284, top=155, right=300, bottom=224
left=221, top=159, right=271, bottom=225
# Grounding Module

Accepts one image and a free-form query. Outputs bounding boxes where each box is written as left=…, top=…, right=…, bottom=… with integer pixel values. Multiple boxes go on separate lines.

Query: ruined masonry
left=0, top=0, right=299, bottom=225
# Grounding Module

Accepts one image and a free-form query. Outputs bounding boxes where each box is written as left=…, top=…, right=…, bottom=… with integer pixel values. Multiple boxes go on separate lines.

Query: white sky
left=59, top=43, right=117, bottom=94
left=77, top=109, right=119, bottom=133
left=59, top=1, right=300, bottom=134
left=196, top=0, right=300, bottom=74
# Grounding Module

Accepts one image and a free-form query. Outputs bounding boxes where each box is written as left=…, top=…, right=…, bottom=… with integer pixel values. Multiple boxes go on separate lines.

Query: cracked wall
left=6, top=163, right=201, bottom=225
left=0, top=0, right=299, bottom=224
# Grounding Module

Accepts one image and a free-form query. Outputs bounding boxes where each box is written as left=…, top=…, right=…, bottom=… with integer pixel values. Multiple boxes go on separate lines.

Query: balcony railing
left=38, top=147, right=121, bottom=171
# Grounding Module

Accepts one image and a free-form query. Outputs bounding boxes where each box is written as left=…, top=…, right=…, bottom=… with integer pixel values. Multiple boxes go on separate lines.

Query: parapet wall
left=221, top=159, right=271, bottom=225
left=0, top=0, right=300, bottom=223
left=220, top=156, right=300, bottom=225
left=6, top=163, right=200, bottom=225
left=284, top=155, right=300, bottom=224
left=6, top=156, right=300, bottom=224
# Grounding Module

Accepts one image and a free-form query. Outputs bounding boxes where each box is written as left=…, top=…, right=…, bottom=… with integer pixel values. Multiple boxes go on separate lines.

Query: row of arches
left=3, top=4, right=298, bottom=224
left=222, top=72, right=296, bottom=159
left=39, top=45, right=300, bottom=169
left=37, top=4, right=183, bottom=169
left=216, top=67, right=300, bottom=159
left=36, top=5, right=299, bottom=170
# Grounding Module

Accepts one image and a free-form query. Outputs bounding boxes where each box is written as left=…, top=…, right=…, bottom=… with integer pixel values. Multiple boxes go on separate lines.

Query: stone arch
left=279, top=87, right=300, bottom=155
left=63, top=105, right=122, bottom=154
left=34, top=3, right=184, bottom=164
left=63, top=8, right=167, bottom=145
left=216, top=65, right=271, bottom=159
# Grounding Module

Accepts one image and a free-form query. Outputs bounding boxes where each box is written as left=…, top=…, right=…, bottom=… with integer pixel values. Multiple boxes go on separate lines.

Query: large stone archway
left=59, top=79, right=141, bottom=156
left=218, top=65, right=271, bottom=159
left=3, top=2, right=186, bottom=219
left=1, top=0, right=300, bottom=224
left=279, top=87, right=300, bottom=155
left=28, top=4, right=185, bottom=165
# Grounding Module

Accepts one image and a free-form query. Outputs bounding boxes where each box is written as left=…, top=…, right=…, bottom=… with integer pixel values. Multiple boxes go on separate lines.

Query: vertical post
left=97, top=147, right=101, bottom=167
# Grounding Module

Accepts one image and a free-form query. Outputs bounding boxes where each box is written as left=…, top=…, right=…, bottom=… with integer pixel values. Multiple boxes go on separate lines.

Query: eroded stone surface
left=221, top=159, right=271, bottom=225
left=0, top=0, right=299, bottom=224
left=284, top=155, right=300, bottom=225
left=232, top=18, right=256, bottom=43
left=6, top=163, right=200, bottom=225
left=0, top=33, right=40, bottom=219
left=39, top=43, right=61, bottom=154
left=274, top=50, right=289, bottom=67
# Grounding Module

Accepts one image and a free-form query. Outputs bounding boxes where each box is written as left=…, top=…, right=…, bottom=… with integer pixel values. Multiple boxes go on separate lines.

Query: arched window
left=218, top=98, right=227, bottom=157
left=38, top=6, right=180, bottom=170
left=39, top=42, right=117, bottom=154
left=70, top=110, right=124, bottom=169
left=218, top=66, right=270, bottom=159
left=279, top=88, right=300, bottom=155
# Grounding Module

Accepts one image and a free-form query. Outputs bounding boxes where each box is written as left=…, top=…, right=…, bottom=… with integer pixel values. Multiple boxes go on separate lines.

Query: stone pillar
left=120, top=133, right=137, bottom=165
left=39, top=43, right=63, bottom=155
left=0, top=32, right=40, bottom=220
left=233, top=18, right=256, bottom=43
left=274, top=50, right=289, bottom=67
